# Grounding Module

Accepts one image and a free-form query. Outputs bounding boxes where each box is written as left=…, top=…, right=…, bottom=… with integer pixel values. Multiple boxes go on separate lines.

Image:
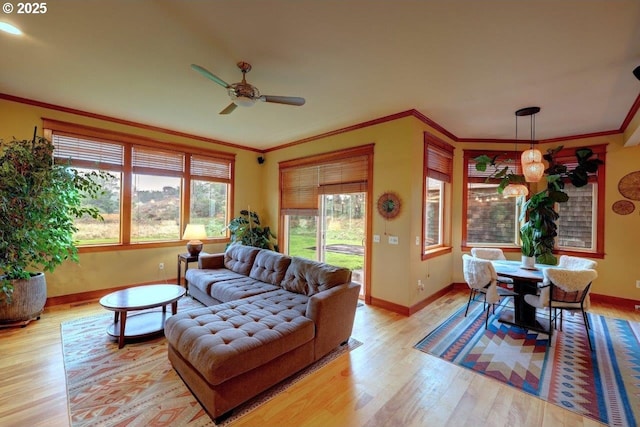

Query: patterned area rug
left=414, top=300, right=640, bottom=427
left=61, top=296, right=362, bottom=426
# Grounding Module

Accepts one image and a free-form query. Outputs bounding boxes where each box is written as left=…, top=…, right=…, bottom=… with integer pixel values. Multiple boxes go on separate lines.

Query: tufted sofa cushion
left=249, top=250, right=292, bottom=286
left=224, top=245, right=260, bottom=275
left=209, top=276, right=280, bottom=302
left=280, top=256, right=352, bottom=296
left=241, top=289, right=309, bottom=315
left=165, top=300, right=315, bottom=385
left=186, top=269, right=247, bottom=298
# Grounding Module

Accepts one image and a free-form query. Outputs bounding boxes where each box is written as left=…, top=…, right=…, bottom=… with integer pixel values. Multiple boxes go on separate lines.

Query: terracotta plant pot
left=0, top=272, right=47, bottom=326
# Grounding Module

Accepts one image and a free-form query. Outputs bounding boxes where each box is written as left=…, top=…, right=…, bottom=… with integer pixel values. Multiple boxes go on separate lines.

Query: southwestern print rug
left=62, top=297, right=362, bottom=427
left=414, top=300, right=640, bottom=427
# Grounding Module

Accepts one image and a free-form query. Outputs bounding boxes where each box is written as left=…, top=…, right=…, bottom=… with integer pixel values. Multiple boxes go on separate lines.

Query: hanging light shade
left=503, top=183, right=529, bottom=198
left=516, top=106, right=543, bottom=183
left=521, top=156, right=545, bottom=182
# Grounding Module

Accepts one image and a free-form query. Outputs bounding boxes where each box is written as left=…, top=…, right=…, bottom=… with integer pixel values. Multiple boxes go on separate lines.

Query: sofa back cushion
left=224, top=244, right=260, bottom=275
left=249, top=250, right=292, bottom=285
left=281, top=257, right=352, bottom=296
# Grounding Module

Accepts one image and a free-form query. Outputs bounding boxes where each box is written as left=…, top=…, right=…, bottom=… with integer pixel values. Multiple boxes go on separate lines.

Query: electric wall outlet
left=636, top=280, right=640, bottom=289
left=415, top=236, right=420, bottom=246
left=159, top=262, right=164, bottom=270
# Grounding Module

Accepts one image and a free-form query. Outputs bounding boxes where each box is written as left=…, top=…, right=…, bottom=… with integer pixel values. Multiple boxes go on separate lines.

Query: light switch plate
left=373, top=234, right=380, bottom=243
left=389, top=235, right=399, bottom=245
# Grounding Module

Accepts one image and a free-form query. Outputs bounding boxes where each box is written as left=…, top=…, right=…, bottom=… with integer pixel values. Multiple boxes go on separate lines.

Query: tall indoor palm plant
left=0, top=133, right=106, bottom=324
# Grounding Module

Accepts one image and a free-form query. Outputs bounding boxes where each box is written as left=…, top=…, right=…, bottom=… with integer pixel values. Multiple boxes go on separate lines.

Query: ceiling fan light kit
left=191, top=61, right=305, bottom=115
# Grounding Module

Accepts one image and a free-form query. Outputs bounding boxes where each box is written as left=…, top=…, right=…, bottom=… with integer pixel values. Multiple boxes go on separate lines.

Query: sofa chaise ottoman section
left=165, top=300, right=315, bottom=420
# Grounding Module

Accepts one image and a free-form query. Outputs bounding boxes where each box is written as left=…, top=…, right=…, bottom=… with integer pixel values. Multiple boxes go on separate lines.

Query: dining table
left=491, top=260, right=551, bottom=334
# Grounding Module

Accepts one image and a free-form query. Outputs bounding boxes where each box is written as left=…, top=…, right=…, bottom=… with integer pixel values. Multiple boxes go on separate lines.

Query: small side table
left=177, top=252, right=205, bottom=293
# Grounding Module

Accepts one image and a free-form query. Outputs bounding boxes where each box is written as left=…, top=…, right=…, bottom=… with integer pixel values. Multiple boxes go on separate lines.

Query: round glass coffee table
left=99, top=284, right=186, bottom=348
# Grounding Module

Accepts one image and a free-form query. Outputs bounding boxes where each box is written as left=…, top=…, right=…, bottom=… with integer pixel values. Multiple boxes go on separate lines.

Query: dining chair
left=462, top=254, right=517, bottom=328
left=470, top=248, right=514, bottom=288
left=523, top=260, right=598, bottom=349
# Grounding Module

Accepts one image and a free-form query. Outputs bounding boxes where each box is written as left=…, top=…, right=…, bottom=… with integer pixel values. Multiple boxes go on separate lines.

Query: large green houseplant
left=225, top=209, right=279, bottom=252
left=0, top=133, right=106, bottom=324
left=475, top=146, right=602, bottom=265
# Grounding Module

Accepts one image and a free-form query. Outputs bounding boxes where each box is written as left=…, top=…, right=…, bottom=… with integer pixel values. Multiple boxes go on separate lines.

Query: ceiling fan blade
left=191, top=64, right=230, bottom=88
left=219, top=103, right=237, bottom=115
left=259, top=95, right=306, bottom=106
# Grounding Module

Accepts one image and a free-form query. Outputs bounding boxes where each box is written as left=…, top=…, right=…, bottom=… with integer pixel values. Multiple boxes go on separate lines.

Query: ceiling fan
left=191, top=61, right=306, bottom=115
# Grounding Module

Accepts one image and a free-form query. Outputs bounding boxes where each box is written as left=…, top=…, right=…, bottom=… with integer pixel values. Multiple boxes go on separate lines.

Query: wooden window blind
left=424, top=134, right=454, bottom=183
left=280, top=146, right=372, bottom=216
left=465, top=150, right=522, bottom=183
left=53, top=133, right=124, bottom=169
left=132, top=146, right=184, bottom=175
left=190, top=155, right=232, bottom=182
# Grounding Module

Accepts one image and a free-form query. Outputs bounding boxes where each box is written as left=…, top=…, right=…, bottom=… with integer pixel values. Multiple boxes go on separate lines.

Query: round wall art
left=618, top=171, right=640, bottom=201
left=612, top=200, right=635, bottom=215
left=377, top=192, right=401, bottom=220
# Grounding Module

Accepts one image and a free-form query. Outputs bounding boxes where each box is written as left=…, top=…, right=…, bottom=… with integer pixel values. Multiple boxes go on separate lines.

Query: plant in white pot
left=0, top=133, right=106, bottom=326
left=519, top=222, right=536, bottom=269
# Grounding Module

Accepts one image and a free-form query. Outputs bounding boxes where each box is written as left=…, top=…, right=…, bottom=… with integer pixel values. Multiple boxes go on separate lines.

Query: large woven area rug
left=62, top=297, right=362, bottom=427
left=414, top=300, right=640, bottom=427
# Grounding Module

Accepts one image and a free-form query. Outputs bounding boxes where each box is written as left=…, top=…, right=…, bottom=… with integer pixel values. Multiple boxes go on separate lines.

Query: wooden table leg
left=171, top=301, right=178, bottom=315
left=118, top=311, right=127, bottom=349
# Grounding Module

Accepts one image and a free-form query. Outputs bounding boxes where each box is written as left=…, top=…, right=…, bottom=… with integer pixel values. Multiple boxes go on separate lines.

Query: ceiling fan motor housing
left=228, top=82, right=260, bottom=107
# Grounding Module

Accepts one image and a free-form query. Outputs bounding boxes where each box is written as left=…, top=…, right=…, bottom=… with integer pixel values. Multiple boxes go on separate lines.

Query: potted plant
left=475, top=146, right=602, bottom=265
left=225, top=209, right=279, bottom=251
left=519, top=222, right=536, bottom=268
left=0, top=133, right=106, bottom=326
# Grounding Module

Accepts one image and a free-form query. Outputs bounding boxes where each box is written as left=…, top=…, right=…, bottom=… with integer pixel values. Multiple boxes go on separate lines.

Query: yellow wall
left=3, top=97, right=640, bottom=307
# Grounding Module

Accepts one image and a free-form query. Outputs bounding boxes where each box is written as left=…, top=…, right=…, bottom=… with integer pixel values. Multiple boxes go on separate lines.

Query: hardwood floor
left=1, top=288, right=636, bottom=427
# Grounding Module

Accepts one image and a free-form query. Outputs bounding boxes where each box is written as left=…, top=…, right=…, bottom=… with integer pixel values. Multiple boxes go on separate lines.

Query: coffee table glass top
left=99, top=284, right=185, bottom=311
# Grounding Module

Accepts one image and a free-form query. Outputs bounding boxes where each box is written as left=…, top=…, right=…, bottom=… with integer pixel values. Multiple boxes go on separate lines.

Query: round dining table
left=491, top=260, right=550, bottom=333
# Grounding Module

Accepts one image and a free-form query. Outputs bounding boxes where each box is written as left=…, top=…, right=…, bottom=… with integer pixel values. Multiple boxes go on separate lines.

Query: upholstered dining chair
left=470, top=247, right=514, bottom=287
left=523, top=256, right=598, bottom=349
left=462, top=254, right=517, bottom=328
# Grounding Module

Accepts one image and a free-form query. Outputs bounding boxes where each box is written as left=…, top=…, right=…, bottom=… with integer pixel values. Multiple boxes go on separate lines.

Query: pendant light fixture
left=517, top=106, right=544, bottom=182
left=502, top=110, right=529, bottom=198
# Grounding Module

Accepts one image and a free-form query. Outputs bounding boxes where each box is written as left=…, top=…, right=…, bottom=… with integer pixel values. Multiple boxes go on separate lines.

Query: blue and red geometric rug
left=414, top=300, right=640, bottom=427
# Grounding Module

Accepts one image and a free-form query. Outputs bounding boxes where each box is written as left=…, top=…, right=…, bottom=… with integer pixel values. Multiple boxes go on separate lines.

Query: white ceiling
left=1, top=1, right=639, bottom=150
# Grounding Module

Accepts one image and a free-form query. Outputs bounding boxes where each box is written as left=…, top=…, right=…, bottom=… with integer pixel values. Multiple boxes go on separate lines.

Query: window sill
left=77, top=238, right=229, bottom=253
left=422, top=246, right=452, bottom=260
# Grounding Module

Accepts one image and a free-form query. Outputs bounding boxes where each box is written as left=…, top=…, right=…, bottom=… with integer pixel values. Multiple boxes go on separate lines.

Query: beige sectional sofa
left=164, top=244, right=361, bottom=422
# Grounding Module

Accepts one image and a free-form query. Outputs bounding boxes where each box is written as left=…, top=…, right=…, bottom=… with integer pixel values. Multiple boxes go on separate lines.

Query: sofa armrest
left=198, top=253, right=225, bottom=269
left=305, top=282, right=361, bottom=360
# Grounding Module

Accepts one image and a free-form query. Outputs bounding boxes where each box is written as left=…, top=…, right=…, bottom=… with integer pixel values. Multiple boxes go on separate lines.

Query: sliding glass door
left=285, top=192, right=366, bottom=291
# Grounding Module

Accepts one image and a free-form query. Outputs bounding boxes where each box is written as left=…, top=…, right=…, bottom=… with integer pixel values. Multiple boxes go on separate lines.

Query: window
left=462, top=150, right=523, bottom=249
left=422, top=133, right=454, bottom=257
left=554, top=144, right=606, bottom=256
left=44, top=119, right=234, bottom=248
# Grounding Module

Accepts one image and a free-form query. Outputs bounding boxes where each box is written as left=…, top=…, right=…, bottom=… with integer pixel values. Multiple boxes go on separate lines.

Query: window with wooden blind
left=44, top=119, right=234, bottom=248
left=189, top=155, right=233, bottom=237
left=462, top=150, right=524, bottom=248
left=53, top=133, right=123, bottom=245
left=554, top=144, right=605, bottom=256
left=422, top=133, right=454, bottom=256
left=279, top=145, right=373, bottom=261
left=280, top=148, right=371, bottom=216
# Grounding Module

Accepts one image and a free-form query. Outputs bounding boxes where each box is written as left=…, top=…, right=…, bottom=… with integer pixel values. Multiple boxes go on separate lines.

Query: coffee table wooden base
left=106, top=308, right=174, bottom=346
left=99, top=285, right=185, bottom=349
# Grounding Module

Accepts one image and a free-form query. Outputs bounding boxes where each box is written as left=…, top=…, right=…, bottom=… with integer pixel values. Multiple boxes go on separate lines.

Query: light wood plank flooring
left=1, top=288, right=637, bottom=427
